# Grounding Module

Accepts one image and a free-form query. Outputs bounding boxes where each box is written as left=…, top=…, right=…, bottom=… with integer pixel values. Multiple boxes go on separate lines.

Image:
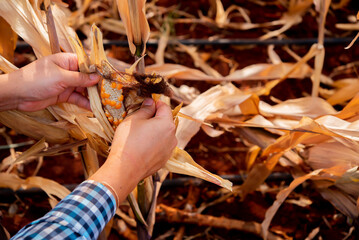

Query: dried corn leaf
left=176, top=83, right=255, bottom=148
left=7, top=138, right=47, bottom=170
left=0, top=54, right=18, bottom=73
left=0, top=0, right=51, bottom=58
left=147, top=62, right=314, bottom=82
left=0, top=110, right=69, bottom=143
left=259, top=97, right=337, bottom=119
left=311, top=0, right=330, bottom=97
left=260, top=0, right=313, bottom=40
left=166, top=147, right=232, bottom=191
left=345, top=32, right=359, bottom=50
left=178, top=44, right=222, bottom=78
left=117, top=0, right=150, bottom=55
left=0, top=173, right=71, bottom=207
left=100, top=18, right=127, bottom=35
left=327, top=79, right=359, bottom=105
left=240, top=115, right=359, bottom=198
left=155, top=21, right=170, bottom=65
left=262, top=169, right=322, bottom=240
left=51, top=4, right=77, bottom=52
left=308, top=141, right=359, bottom=170
left=0, top=17, right=17, bottom=63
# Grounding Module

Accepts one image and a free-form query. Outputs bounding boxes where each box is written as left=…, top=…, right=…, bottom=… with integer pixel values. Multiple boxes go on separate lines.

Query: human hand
left=109, top=98, right=177, bottom=180
left=90, top=99, right=177, bottom=199
left=4, top=53, right=100, bottom=111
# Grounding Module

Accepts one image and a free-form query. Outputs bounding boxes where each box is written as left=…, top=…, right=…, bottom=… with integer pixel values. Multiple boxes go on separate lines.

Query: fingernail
left=143, top=98, right=154, bottom=106
left=90, top=73, right=99, bottom=81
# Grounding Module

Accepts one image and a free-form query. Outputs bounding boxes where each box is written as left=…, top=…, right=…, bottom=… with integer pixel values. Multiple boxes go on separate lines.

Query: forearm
left=0, top=73, right=20, bottom=111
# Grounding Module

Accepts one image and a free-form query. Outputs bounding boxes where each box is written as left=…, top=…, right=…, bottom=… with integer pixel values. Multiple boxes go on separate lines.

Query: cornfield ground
left=1, top=0, right=359, bottom=239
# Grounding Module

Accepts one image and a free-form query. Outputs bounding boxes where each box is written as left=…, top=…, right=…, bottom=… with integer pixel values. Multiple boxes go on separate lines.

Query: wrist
left=89, top=155, right=142, bottom=204
left=0, top=73, right=20, bottom=111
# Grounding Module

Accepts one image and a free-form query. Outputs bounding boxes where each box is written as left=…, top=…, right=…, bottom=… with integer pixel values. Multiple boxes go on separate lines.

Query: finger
left=62, top=71, right=101, bottom=88
left=50, top=53, right=79, bottom=71
left=130, top=98, right=156, bottom=119
left=67, top=92, right=92, bottom=110
left=154, top=100, right=173, bottom=121
left=17, top=98, right=55, bottom=112
left=75, top=87, right=86, bottom=94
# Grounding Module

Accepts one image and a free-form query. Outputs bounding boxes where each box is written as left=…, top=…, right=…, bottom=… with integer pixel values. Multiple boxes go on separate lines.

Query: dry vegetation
left=0, top=0, right=359, bottom=239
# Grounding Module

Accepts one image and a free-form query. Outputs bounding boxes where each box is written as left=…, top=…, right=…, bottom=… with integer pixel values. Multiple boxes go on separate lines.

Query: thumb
left=131, top=98, right=156, bottom=119
left=62, top=71, right=101, bottom=88
left=154, top=100, right=173, bottom=121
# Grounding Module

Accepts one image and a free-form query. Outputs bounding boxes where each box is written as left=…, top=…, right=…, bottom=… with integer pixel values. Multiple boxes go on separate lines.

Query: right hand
left=108, top=98, right=178, bottom=181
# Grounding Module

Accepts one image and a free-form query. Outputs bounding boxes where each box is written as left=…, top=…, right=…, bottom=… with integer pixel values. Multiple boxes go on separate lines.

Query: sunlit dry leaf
left=327, top=79, right=359, bottom=105
left=0, top=0, right=51, bottom=58
left=178, top=44, right=222, bottom=78
left=117, top=0, right=150, bottom=55
left=6, top=138, right=47, bottom=172
left=100, top=18, right=127, bottom=35
left=311, top=0, right=330, bottom=97
left=240, top=114, right=359, bottom=199
left=155, top=21, right=170, bottom=65
left=0, top=17, right=17, bottom=63
left=214, top=0, right=226, bottom=27
left=166, top=147, right=233, bottom=191
left=308, top=141, right=359, bottom=171
left=0, top=173, right=71, bottom=208
left=51, top=4, right=77, bottom=52
left=176, top=83, right=255, bottom=148
left=345, top=32, right=359, bottom=50
left=0, top=110, right=69, bottom=144
left=259, top=97, right=337, bottom=119
left=260, top=0, right=313, bottom=40
left=245, top=145, right=261, bottom=171
left=0, top=54, right=18, bottom=73
left=261, top=169, right=322, bottom=240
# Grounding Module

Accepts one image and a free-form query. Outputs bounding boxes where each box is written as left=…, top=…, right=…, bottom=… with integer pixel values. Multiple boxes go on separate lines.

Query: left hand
left=4, top=53, right=100, bottom=111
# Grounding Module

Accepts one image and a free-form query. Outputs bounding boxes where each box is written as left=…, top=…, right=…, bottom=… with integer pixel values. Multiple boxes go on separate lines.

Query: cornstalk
left=134, top=43, right=153, bottom=240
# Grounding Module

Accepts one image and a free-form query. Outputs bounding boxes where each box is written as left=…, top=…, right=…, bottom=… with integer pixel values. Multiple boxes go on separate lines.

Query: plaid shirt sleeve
left=11, top=180, right=116, bottom=240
